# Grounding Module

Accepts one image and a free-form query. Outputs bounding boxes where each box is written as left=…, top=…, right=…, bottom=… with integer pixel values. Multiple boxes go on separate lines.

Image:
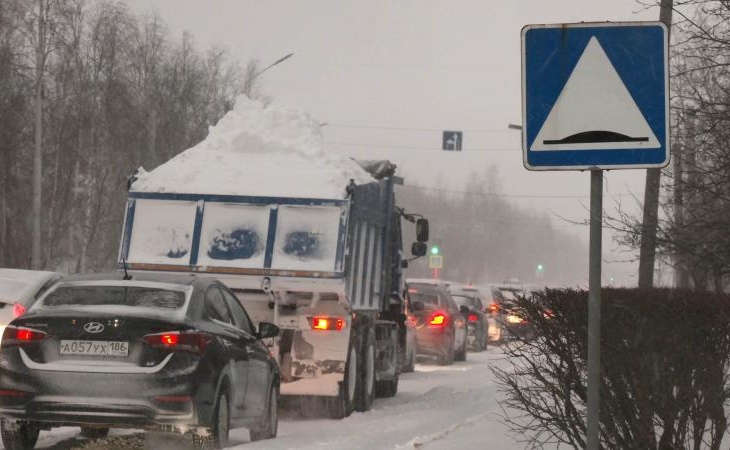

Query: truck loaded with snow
left=118, top=97, right=428, bottom=418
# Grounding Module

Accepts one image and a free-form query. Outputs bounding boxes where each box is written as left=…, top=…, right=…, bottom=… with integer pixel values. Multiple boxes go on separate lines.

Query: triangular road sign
left=531, top=37, right=659, bottom=152
left=521, top=22, right=669, bottom=170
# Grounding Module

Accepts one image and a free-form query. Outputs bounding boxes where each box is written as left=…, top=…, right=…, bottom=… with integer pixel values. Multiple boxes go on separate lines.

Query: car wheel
left=354, top=328, right=375, bottom=412
left=402, top=346, right=416, bottom=373
left=455, top=332, right=467, bottom=362
left=250, top=385, right=278, bottom=441
left=437, top=335, right=455, bottom=366
left=1, top=420, right=39, bottom=450
left=211, top=389, right=230, bottom=449
left=79, top=426, right=109, bottom=439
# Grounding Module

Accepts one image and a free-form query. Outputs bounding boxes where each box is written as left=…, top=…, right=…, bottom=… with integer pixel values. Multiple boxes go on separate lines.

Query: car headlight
left=506, top=314, right=524, bottom=324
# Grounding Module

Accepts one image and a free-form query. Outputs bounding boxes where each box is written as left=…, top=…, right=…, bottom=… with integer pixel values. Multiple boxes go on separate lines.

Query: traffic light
left=430, top=245, right=440, bottom=255
left=535, top=263, right=545, bottom=278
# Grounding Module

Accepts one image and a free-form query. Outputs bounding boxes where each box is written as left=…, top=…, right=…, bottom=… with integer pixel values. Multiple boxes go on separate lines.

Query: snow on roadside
left=236, top=349, right=540, bottom=450
left=131, top=96, right=373, bottom=199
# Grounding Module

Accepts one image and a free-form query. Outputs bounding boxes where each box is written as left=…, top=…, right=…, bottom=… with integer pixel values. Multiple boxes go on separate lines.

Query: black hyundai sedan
left=0, top=272, right=280, bottom=450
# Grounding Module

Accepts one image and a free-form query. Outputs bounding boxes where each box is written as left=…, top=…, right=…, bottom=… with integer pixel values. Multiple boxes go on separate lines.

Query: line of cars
left=0, top=269, right=280, bottom=450
left=404, top=279, right=494, bottom=366
left=404, top=278, right=540, bottom=366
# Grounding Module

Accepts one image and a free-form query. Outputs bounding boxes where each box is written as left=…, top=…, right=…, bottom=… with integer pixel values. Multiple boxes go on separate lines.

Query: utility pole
left=31, top=0, right=45, bottom=270
left=638, top=0, right=672, bottom=288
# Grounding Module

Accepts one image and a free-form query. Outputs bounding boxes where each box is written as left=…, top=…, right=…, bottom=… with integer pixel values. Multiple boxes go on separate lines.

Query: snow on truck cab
left=118, top=97, right=428, bottom=418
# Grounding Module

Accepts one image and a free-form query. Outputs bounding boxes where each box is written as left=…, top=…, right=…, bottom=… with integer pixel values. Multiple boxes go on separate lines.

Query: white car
left=0, top=269, right=62, bottom=336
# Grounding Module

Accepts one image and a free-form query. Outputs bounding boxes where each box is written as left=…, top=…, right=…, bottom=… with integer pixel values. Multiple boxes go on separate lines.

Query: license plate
left=59, top=340, right=129, bottom=357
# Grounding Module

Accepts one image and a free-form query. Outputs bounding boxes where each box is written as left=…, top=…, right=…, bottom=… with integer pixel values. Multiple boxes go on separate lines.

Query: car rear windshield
left=409, top=291, right=439, bottom=305
left=41, top=286, right=186, bottom=310
left=452, top=295, right=477, bottom=309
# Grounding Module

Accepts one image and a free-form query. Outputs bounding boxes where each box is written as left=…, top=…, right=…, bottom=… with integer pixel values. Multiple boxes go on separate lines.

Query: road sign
left=429, top=255, right=443, bottom=269
left=442, top=131, right=462, bottom=151
left=522, top=22, right=669, bottom=170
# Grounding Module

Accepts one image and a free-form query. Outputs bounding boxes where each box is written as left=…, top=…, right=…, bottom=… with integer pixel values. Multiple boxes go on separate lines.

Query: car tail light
left=311, top=316, right=345, bottom=331
left=2, top=326, right=46, bottom=347
left=488, top=303, right=500, bottom=314
left=468, top=313, right=479, bottom=322
left=0, top=389, right=29, bottom=398
left=143, top=331, right=211, bottom=355
left=428, top=311, right=447, bottom=327
left=12, top=303, right=26, bottom=318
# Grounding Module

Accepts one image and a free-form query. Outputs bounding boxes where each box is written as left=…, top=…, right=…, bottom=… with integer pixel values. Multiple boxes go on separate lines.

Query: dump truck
left=119, top=144, right=427, bottom=418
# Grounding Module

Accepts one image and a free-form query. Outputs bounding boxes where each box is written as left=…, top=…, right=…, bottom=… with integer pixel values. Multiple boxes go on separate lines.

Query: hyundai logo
left=83, top=322, right=105, bottom=334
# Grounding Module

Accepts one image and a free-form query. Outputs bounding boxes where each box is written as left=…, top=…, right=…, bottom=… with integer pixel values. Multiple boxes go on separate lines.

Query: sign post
left=521, top=22, right=669, bottom=450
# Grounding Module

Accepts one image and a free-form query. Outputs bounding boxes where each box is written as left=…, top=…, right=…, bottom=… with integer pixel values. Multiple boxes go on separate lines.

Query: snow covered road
left=14, top=348, right=536, bottom=450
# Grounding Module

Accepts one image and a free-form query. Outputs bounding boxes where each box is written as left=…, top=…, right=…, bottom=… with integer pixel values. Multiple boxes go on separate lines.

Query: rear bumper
left=0, top=396, right=195, bottom=429
left=0, top=350, right=208, bottom=429
left=415, top=327, right=451, bottom=357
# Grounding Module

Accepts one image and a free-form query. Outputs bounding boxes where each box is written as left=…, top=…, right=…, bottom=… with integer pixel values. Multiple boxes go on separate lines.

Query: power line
left=399, top=184, right=633, bottom=200
left=326, top=141, right=518, bottom=152
left=323, top=123, right=511, bottom=133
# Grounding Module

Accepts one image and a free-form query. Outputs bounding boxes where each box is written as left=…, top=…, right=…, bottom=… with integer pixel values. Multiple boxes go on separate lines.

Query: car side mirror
left=416, top=218, right=429, bottom=242
left=258, top=321, right=280, bottom=339
left=411, top=242, right=427, bottom=257
left=413, top=301, right=425, bottom=312
left=459, top=305, right=470, bottom=315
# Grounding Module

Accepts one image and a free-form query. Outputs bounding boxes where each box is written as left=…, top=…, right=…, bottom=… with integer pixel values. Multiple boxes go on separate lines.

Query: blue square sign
left=522, top=22, right=669, bottom=170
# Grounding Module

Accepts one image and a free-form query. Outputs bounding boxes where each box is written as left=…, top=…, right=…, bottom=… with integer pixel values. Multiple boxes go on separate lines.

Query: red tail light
left=0, top=389, right=29, bottom=398
left=428, top=311, right=447, bottom=327
left=2, top=326, right=46, bottom=347
left=12, top=303, right=26, bottom=318
left=311, top=316, right=345, bottom=331
left=154, top=395, right=192, bottom=403
left=143, top=331, right=211, bottom=355
left=488, top=303, right=500, bottom=313
left=468, top=314, right=479, bottom=322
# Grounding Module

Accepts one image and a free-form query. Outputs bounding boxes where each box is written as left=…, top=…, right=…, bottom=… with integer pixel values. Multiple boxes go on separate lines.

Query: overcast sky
left=123, top=0, right=667, bottom=286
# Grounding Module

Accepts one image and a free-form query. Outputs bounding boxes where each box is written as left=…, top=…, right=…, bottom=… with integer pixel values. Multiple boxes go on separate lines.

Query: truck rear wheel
left=355, top=328, right=375, bottom=412
left=327, top=334, right=357, bottom=419
left=375, top=377, right=398, bottom=398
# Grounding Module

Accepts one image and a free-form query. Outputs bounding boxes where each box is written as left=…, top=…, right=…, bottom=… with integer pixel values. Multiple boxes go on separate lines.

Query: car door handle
left=245, top=347, right=255, bottom=354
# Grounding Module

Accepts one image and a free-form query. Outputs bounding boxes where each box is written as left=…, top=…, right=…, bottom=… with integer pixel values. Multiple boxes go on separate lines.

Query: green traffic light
left=537, top=264, right=544, bottom=272
left=431, top=246, right=440, bottom=255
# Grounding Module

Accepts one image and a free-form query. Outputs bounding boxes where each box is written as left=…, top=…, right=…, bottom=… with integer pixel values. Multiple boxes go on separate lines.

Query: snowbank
left=131, top=96, right=373, bottom=199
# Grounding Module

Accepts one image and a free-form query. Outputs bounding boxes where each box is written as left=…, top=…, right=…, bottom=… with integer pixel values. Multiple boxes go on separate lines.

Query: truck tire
left=375, top=377, right=398, bottom=398
left=354, top=328, right=375, bottom=412
left=327, top=335, right=357, bottom=419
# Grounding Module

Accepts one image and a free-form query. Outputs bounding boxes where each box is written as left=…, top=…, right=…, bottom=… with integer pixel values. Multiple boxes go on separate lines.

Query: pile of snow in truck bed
left=131, top=96, right=373, bottom=199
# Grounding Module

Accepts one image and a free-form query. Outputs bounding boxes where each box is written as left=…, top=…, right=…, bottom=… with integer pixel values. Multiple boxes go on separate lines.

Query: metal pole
left=586, top=169, right=603, bottom=450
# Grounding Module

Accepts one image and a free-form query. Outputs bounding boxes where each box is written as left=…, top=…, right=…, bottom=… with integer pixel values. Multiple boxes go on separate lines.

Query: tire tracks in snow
left=394, top=410, right=493, bottom=449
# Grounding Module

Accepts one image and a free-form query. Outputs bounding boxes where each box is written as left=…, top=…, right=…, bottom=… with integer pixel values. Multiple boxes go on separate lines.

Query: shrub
left=493, top=288, right=730, bottom=450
